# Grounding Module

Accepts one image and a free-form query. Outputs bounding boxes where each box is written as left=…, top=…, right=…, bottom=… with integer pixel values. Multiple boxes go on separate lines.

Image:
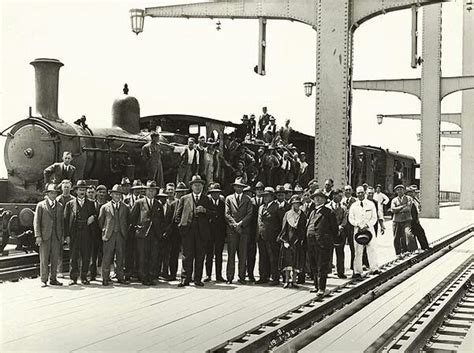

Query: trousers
left=102, top=232, right=125, bottom=281
left=39, top=236, right=61, bottom=282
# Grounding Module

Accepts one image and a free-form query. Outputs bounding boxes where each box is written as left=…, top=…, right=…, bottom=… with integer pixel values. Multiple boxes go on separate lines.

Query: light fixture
left=130, top=9, right=145, bottom=35
left=304, top=82, right=315, bottom=97
left=376, top=114, right=384, bottom=125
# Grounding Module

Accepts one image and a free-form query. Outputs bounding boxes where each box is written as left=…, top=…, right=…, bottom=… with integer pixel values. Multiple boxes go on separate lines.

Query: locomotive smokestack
left=30, top=58, right=63, bottom=121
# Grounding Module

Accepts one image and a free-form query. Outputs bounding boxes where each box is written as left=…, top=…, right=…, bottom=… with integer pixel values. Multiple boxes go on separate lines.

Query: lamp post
left=130, top=9, right=145, bottom=35
left=303, top=82, right=315, bottom=97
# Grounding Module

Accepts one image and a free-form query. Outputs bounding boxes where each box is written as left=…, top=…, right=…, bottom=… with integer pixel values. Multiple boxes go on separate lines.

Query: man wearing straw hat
left=175, top=175, right=213, bottom=287
left=34, top=183, right=64, bottom=287
left=225, top=177, right=253, bottom=285
left=98, top=184, right=130, bottom=286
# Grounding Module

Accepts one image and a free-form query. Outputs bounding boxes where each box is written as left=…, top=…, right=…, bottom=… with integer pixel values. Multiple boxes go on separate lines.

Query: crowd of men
left=36, top=150, right=429, bottom=297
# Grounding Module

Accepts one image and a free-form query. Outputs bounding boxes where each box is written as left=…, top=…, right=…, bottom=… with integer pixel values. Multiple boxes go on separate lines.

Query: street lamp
left=304, top=82, right=315, bottom=97
left=376, top=114, right=384, bottom=125
left=130, top=9, right=145, bottom=35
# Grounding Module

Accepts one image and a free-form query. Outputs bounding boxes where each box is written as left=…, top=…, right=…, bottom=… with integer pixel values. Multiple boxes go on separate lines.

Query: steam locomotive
left=0, top=58, right=418, bottom=253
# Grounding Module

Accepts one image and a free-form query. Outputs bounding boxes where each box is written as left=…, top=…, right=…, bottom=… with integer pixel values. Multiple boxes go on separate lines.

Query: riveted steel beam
left=440, top=130, right=461, bottom=138
left=378, top=113, right=461, bottom=127
left=145, top=0, right=318, bottom=27
left=353, top=78, right=421, bottom=97
left=441, top=75, right=474, bottom=98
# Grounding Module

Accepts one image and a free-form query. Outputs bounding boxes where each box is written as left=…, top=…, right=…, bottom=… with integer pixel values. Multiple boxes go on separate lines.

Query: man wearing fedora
left=142, top=132, right=165, bottom=188
left=247, top=181, right=264, bottom=282
left=406, top=185, right=429, bottom=250
left=98, top=185, right=130, bottom=286
left=130, top=180, right=164, bottom=285
left=391, top=184, right=418, bottom=255
left=306, top=189, right=338, bottom=296
left=124, top=180, right=144, bottom=281
left=175, top=175, right=213, bottom=287
left=225, top=177, right=253, bottom=284
left=90, top=184, right=107, bottom=281
left=64, top=180, right=97, bottom=285
left=348, top=186, right=380, bottom=279
left=34, top=183, right=64, bottom=287
left=205, top=182, right=226, bottom=282
left=43, top=151, right=76, bottom=185
left=168, top=182, right=189, bottom=280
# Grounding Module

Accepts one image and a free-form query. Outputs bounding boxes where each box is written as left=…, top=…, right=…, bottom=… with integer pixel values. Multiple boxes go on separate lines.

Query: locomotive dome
left=111, top=83, right=140, bottom=134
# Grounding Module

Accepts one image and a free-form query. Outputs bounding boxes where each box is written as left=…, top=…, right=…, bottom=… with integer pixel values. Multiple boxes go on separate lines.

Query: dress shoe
left=204, top=277, right=212, bottom=283
left=90, top=277, right=96, bottom=282
left=216, top=277, right=226, bottom=283
left=117, top=279, right=129, bottom=285
left=238, top=279, right=247, bottom=285
left=351, top=273, right=362, bottom=279
left=296, top=278, right=305, bottom=285
left=290, top=283, right=299, bottom=289
left=49, top=279, right=63, bottom=286
left=310, top=288, right=319, bottom=293
left=195, top=281, right=204, bottom=287
left=269, top=280, right=280, bottom=286
left=102, top=280, right=110, bottom=286
left=317, top=290, right=327, bottom=297
left=337, top=274, right=347, bottom=279
left=283, top=282, right=290, bottom=289
left=226, top=280, right=233, bottom=285
left=256, top=279, right=269, bottom=284
left=124, top=276, right=131, bottom=281
left=41, top=281, right=48, bottom=287
left=164, top=275, right=175, bottom=281
left=81, top=279, right=91, bottom=285
left=68, top=280, right=77, bottom=286
left=371, top=270, right=381, bottom=275
left=248, top=277, right=256, bottom=283
left=178, top=282, right=190, bottom=287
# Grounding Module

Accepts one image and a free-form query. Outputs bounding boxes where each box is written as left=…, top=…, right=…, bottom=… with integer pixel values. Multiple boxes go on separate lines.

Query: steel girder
left=378, top=113, right=462, bottom=127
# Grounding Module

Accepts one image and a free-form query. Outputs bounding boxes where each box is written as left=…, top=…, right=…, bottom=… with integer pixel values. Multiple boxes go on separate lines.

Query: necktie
left=237, top=195, right=241, bottom=207
left=195, top=195, right=199, bottom=204
left=360, top=201, right=364, bottom=208
left=286, top=161, right=290, bottom=171
left=51, top=201, right=55, bottom=209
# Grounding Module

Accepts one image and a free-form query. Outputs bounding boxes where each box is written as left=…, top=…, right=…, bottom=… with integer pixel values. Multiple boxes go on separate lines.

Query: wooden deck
left=1, top=207, right=473, bottom=352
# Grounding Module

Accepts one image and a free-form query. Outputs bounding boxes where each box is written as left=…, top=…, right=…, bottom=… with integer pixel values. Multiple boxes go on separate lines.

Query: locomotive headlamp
left=303, top=82, right=315, bottom=97
left=130, top=9, right=145, bottom=35
left=376, top=114, right=384, bottom=125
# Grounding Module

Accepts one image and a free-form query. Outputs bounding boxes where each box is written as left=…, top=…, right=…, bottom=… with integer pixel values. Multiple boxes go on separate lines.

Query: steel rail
left=380, top=262, right=473, bottom=352
left=206, top=225, right=474, bottom=353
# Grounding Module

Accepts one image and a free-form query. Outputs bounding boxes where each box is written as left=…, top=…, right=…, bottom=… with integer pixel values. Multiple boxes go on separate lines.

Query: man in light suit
left=43, top=151, right=76, bottom=185
left=225, top=177, right=253, bottom=284
left=34, top=183, right=64, bottom=287
left=174, top=175, right=213, bottom=287
left=98, top=185, right=130, bottom=286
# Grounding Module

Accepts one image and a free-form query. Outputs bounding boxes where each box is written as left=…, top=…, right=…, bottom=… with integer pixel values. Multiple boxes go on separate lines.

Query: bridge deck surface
left=1, top=207, right=472, bottom=352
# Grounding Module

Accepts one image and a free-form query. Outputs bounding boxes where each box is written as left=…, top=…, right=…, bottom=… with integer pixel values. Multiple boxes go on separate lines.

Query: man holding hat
left=98, top=185, right=130, bottom=286
left=225, top=177, right=253, bottom=284
left=205, top=183, right=226, bottom=282
left=34, top=183, right=64, bottom=287
left=64, top=180, right=97, bottom=285
left=306, top=189, right=338, bottom=296
left=348, top=186, right=380, bottom=279
left=142, top=132, right=165, bottom=188
left=130, top=180, right=165, bottom=285
left=175, top=175, right=213, bottom=287
left=391, top=184, right=418, bottom=255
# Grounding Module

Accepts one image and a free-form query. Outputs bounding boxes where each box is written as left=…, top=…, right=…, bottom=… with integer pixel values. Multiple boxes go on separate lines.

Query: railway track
left=0, top=249, right=69, bottom=281
left=207, top=225, right=474, bottom=353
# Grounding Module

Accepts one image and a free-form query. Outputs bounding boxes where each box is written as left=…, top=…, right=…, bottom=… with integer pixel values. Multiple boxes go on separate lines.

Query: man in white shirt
left=373, top=184, right=390, bottom=210
left=176, top=137, right=200, bottom=186
left=348, top=186, right=380, bottom=278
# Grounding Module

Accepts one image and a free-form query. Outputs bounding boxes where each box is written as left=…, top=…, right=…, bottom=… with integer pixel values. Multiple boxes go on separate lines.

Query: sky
left=0, top=0, right=464, bottom=190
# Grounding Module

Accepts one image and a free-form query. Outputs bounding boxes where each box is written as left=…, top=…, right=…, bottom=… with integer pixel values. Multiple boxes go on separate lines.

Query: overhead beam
left=353, top=78, right=421, bottom=98
left=378, top=113, right=461, bottom=127
left=441, top=75, right=474, bottom=98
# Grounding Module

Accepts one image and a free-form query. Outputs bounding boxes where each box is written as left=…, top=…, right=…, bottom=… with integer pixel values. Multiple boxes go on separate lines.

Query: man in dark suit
left=248, top=181, right=264, bottom=282
left=130, top=180, right=164, bottom=286
left=306, top=189, right=338, bottom=296
left=299, top=190, right=316, bottom=284
left=225, top=177, right=253, bottom=284
left=175, top=175, right=213, bottom=287
left=256, top=187, right=281, bottom=285
left=89, top=185, right=107, bottom=281
left=34, top=183, right=64, bottom=287
left=44, top=151, right=77, bottom=185
left=156, top=185, right=177, bottom=280
left=98, top=185, right=130, bottom=286
left=124, top=180, right=144, bottom=281
left=205, top=183, right=226, bottom=282
left=64, top=180, right=96, bottom=285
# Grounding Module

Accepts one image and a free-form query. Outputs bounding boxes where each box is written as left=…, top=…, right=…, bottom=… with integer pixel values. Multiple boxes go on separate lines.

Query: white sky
left=1, top=0, right=464, bottom=190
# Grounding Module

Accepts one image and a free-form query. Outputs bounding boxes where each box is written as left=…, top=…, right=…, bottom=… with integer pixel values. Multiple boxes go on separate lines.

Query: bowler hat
left=145, top=180, right=159, bottom=189
left=275, top=185, right=286, bottom=194
left=208, top=183, right=222, bottom=193
left=109, top=184, right=126, bottom=195
left=311, top=189, right=327, bottom=199
left=73, top=180, right=89, bottom=189
left=131, top=180, right=145, bottom=190
left=44, top=183, right=59, bottom=194
left=232, top=177, right=247, bottom=188
left=190, top=175, right=205, bottom=185
left=355, top=229, right=373, bottom=245
left=262, top=187, right=275, bottom=195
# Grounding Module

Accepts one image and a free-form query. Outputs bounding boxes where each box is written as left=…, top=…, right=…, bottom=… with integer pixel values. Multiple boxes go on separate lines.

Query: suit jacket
left=250, top=196, right=264, bottom=234
left=175, top=193, right=212, bottom=239
left=34, top=199, right=64, bottom=241
left=130, top=198, right=164, bottom=239
left=306, top=205, right=338, bottom=248
left=208, top=195, right=226, bottom=234
left=64, top=198, right=96, bottom=239
left=124, top=193, right=142, bottom=208
left=44, top=162, right=76, bottom=184
left=162, top=199, right=177, bottom=238
left=225, top=193, right=253, bottom=234
left=257, top=201, right=280, bottom=241
left=98, top=201, right=130, bottom=240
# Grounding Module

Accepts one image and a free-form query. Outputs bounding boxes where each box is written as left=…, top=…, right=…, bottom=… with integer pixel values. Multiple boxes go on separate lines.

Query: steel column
left=419, top=4, right=442, bottom=218
left=314, top=0, right=352, bottom=188
left=461, top=7, right=474, bottom=209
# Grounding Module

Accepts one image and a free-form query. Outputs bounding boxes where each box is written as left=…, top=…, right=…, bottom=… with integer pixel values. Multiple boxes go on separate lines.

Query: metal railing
left=440, top=191, right=460, bottom=203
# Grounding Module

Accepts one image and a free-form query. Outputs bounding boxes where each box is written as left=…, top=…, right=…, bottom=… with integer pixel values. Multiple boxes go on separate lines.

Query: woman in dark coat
left=277, top=195, right=307, bottom=288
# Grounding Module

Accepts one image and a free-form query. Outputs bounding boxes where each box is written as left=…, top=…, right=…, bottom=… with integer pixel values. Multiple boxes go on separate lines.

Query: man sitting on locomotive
left=43, top=151, right=76, bottom=185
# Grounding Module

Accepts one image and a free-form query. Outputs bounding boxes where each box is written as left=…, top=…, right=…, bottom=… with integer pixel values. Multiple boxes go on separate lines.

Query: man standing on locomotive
left=34, top=183, right=64, bottom=287
left=64, top=180, right=96, bottom=285
left=176, top=137, right=200, bottom=187
left=44, top=151, right=76, bottom=185
left=142, top=132, right=164, bottom=188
